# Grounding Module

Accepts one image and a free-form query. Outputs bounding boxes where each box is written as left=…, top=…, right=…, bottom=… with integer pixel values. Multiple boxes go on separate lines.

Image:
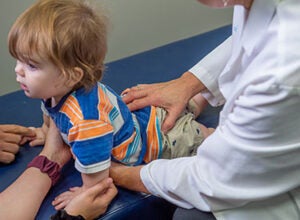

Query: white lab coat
left=140, top=0, right=300, bottom=219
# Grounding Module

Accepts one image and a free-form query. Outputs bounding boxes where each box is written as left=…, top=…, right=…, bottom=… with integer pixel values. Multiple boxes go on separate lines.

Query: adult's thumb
left=161, top=112, right=178, bottom=134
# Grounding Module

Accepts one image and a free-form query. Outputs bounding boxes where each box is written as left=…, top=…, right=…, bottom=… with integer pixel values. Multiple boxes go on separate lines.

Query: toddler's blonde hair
left=8, top=0, right=108, bottom=91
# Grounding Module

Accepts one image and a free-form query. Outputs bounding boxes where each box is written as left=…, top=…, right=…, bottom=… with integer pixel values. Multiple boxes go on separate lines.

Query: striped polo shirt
left=42, top=82, right=162, bottom=174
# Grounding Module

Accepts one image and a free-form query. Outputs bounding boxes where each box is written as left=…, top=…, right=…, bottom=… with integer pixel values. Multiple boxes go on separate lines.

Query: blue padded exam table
left=0, top=25, right=231, bottom=219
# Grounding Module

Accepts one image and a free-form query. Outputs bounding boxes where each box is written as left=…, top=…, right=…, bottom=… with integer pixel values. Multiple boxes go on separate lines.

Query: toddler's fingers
left=29, top=139, right=44, bottom=147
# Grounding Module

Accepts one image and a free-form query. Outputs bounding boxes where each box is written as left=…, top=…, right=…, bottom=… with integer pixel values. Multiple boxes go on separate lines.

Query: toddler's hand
left=28, top=127, right=46, bottom=147
left=52, top=187, right=83, bottom=210
left=18, top=127, right=37, bottom=145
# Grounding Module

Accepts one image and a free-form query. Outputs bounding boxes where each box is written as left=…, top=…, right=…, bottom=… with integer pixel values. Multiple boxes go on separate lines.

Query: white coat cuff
left=189, top=65, right=225, bottom=106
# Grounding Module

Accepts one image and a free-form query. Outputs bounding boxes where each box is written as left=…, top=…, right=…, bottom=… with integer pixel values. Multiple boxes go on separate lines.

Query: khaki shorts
left=156, top=101, right=204, bottom=159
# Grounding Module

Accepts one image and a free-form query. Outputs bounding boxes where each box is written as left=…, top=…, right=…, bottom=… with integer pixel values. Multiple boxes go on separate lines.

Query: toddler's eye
left=27, top=63, right=38, bottom=70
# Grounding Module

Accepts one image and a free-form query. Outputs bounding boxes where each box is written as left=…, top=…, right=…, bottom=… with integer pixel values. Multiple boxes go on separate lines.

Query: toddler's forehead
left=16, top=49, right=47, bottom=64
left=14, top=38, right=49, bottom=61
left=13, top=29, right=49, bottom=56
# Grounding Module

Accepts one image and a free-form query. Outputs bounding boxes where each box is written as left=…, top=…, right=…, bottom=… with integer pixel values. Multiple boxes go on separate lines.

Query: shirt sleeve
left=69, top=119, right=114, bottom=174
left=189, top=36, right=232, bottom=107
left=140, top=78, right=300, bottom=211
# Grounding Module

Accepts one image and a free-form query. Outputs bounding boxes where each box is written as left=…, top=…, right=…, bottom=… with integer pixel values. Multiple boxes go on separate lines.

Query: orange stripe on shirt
left=68, top=120, right=113, bottom=142
left=112, top=131, right=136, bottom=161
left=61, top=96, right=83, bottom=124
left=97, top=87, right=114, bottom=122
left=144, top=107, right=160, bottom=163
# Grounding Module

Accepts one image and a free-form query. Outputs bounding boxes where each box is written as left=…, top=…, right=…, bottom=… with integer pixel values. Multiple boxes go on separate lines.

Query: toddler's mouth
left=19, top=83, right=29, bottom=92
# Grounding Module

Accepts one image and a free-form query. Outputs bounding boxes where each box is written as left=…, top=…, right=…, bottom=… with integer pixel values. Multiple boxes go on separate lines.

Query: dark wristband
left=27, top=155, right=61, bottom=186
left=51, top=209, right=85, bottom=220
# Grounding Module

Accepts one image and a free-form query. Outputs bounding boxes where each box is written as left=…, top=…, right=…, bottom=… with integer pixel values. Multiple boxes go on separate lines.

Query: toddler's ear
left=67, top=67, right=84, bottom=87
left=73, top=67, right=84, bottom=83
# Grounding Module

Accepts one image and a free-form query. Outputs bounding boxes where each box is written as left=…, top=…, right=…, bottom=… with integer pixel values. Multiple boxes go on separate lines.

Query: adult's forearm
left=0, top=167, right=51, bottom=219
left=0, top=121, right=71, bottom=219
left=110, top=164, right=149, bottom=193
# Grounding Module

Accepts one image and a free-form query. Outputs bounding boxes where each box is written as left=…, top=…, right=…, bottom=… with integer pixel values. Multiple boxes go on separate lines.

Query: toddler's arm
left=189, top=93, right=208, bottom=118
left=81, top=169, right=110, bottom=189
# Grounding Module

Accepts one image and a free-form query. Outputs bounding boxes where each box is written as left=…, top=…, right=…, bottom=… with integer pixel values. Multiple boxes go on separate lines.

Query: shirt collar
left=43, top=90, right=74, bottom=113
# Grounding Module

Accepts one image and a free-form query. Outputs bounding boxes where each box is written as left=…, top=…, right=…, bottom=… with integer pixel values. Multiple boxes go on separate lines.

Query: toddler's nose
left=15, top=61, right=25, bottom=77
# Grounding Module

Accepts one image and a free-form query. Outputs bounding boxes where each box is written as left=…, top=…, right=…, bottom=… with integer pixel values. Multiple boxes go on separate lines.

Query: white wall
left=0, top=0, right=232, bottom=95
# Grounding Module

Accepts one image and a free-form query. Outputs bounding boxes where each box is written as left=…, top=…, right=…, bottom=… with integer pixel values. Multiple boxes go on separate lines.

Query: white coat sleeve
left=189, top=36, right=232, bottom=107
left=141, top=0, right=300, bottom=214
left=140, top=78, right=300, bottom=211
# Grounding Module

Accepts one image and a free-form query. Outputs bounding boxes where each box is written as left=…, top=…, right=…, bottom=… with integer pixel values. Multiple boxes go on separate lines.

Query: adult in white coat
left=110, top=0, right=300, bottom=219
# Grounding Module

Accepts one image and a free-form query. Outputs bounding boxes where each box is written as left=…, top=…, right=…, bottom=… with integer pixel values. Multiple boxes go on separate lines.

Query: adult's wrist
left=38, top=143, right=71, bottom=168
left=111, top=165, right=148, bottom=193
left=180, top=71, right=205, bottom=98
left=27, top=155, right=61, bottom=186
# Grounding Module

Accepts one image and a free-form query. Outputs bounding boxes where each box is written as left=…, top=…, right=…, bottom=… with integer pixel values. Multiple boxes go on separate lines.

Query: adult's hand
left=0, top=124, right=36, bottom=163
left=64, top=178, right=118, bottom=220
left=110, top=162, right=149, bottom=194
left=39, top=119, right=71, bottom=168
left=0, top=120, right=71, bottom=220
left=122, top=72, right=204, bottom=132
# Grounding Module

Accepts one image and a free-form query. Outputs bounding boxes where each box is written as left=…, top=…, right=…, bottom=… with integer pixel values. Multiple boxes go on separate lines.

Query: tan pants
left=156, top=101, right=204, bottom=159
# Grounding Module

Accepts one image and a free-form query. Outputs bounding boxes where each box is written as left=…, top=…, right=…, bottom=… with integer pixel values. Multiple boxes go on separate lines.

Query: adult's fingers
left=64, top=179, right=118, bottom=219
left=0, top=132, right=23, bottom=144
left=103, top=182, right=118, bottom=202
left=161, top=108, right=183, bottom=133
left=123, top=88, right=155, bottom=111
left=122, top=84, right=160, bottom=107
left=1, top=125, right=35, bottom=136
left=92, top=178, right=118, bottom=204
left=88, top=178, right=116, bottom=198
left=0, top=151, right=16, bottom=164
left=0, top=142, right=20, bottom=154
left=126, top=96, right=152, bottom=111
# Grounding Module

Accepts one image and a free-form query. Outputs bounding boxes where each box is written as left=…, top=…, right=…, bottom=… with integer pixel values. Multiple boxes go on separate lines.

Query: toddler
left=8, top=0, right=213, bottom=210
